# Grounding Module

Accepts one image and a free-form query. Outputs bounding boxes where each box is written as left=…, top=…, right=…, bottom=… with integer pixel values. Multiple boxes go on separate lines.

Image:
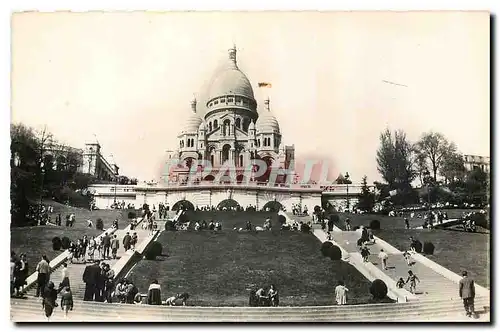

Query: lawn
left=128, top=228, right=383, bottom=307
left=374, top=228, right=490, bottom=288
left=180, top=210, right=278, bottom=230
left=335, top=209, right=484, bottom=230
left=10, top=226, right=103, bottom=274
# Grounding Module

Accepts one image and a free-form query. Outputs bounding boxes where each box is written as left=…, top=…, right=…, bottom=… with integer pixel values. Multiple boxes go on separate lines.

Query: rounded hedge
left=301, top=224, right=311, bottom=233
left=423, top=242, right=435, bottom=255
left=96, top=218, right=104, bottom=231
left=145, top=241, right=163, bottom=260
left=165, top=220, right=177, bottom=231
left=327, top=245, right=342, bottom=261
left=128, top=211, right=137, bottom=219
left=278, top=215, right=286, bottom=225
left=370, top=279, right=388, bottom=300
left=61, top=236, right=71, bottom=249
left=52, top=237, right=62, bottom=251
left=412, top=240, right=423, bottom=253
left=469, top=212, right=489, bottom=229
left=369, top=220, right=381, bottom=230
left=353, top=225, right=360, bottom=231
left=321, top=241, right=334, bottom=257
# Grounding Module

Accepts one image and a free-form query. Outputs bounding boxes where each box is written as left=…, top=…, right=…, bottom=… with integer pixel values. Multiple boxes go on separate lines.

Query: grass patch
left=10, top=226, right=103, bottom=274
left=374, top=228, right=490, bottom=288
left=128, top=211, right=383, bottom=306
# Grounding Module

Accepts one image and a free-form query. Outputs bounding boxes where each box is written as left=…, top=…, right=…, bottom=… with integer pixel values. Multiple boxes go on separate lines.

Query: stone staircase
left=10, top=296, right=490, bottom=322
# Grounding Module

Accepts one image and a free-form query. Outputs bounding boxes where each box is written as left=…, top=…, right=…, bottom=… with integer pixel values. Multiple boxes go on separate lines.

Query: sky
left=11, top=11, right=490, bottom=184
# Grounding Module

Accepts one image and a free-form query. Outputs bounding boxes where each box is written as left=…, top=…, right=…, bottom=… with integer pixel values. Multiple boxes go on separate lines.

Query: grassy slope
left=374, top=228, right=490, bottom=288
left=129, top=211, right=382, bottom=306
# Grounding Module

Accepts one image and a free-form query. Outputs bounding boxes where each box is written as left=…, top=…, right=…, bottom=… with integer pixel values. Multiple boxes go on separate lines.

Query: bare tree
left=415, top=132, right=456, bottom=183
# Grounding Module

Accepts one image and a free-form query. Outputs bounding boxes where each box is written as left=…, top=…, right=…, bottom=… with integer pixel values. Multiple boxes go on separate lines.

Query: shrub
left=326, top=245, right=342, bottom=261
left=96, top=218, right=104, bottom=231
left=278, top=215, right=286, bottom=225
left=370, top=279, right=388, bottom=300
left=469, top=212, right=489, bottom=229
left=281, top=225, right=290, bottom=231
left=145, top=241, right=162, bottom=260
left=52, top=237, right=62, bottom=251
left=128, top=211, right=137, bottom=219
left=353, top=225, right=360, bottom=231
left=321, top=241, right=334, bottom=257
left=329, top=214, right=340, bottom=223
left=314, top=205, right=321, bottom=214
left=369, top=220, right=381, bottom=230
left=413, top=240, right=423, bottom=253
left=423, top=242, right=435, bottom=255
left=301, top=224, right=311, bottom=233
left=165, top=220, right=176, bottom=231
left=61, top=236, right=71, bottom=249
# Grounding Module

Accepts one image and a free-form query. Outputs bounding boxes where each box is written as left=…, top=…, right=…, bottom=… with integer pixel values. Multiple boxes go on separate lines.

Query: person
left=115, top=279, right=128, bottom=303
left=404, top=218, right=410, bottom=229
left=255, top=287, right=267, bottom=306
left=335, top=281, right=349, bottom=305
left=16, top=254, right=29, bottom=295
left=378, top=249, right=389, bottom=270
left=58, top=263, right=70, bottom=293
left=82, top=261, right=101, bottom=301
left=361, top=246, right=370, bottom=263
left=88, top=237, right=96, bottom=262
left=403, top=251, right=412, bottom=266
left=268, top=285, right=279, bottom=307
left=176, top=292, right=189, bottom=306
left=35, top=255, right=51, bottom=297
left=42, top=282, right=58, bottom=321
left=102, top=232, right=111, bottom=259
left=147, top=279, right=162, bottom=305
left=194, top=221, right=201, bottom=231
left=406, top=270, right=420, bottom=294
left=459, top=271, right=476, bottom=318
left=345, top=218, right=351, bottom=231
left=409, top=237, right=418, bottom=253
left=123, top=232, right=132, bottom=251
left=95, top=235, right=103, bottom=260
left=10, top=257, right=16, bottom=297
left=111, top=234, right=120, bottom=259
left=164, top=294, right=177, bottom=306
left=60, top=286, right=73, bottom=318
left=396, top=278, right=405, bottom=289
left=103, top=263, right=115, bottom=303
left=131, top=233, right=138, bottom=250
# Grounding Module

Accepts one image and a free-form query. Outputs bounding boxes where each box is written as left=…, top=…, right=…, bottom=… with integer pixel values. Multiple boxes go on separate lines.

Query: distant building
left=43, top=142, right=119, bottom=181
left=463, top=154, right=490, bottom=173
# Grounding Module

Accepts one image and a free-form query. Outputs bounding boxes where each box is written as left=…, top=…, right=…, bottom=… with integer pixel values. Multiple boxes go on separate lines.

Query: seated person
left=396, top=278, right=405, bottom=289
left=208, top=221, right=215, bottom=230
left=176, top=292, right=189, bottom=306
left=268, top=285, right=279, bottom=307
left=245, top=221, right=252, bottom=231
left=255, top=287, right=268, bottom=306
left=215, top=222, right=222, bottom=231
left=147, top=279, right=162, bottom=305
left=194, top=222, right=201, bottom=231
left=164, top=294, right=177, bottom=306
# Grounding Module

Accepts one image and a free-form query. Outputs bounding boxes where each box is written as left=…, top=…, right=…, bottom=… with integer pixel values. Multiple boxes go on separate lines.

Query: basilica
left=166, top=46, right=295, bottom=184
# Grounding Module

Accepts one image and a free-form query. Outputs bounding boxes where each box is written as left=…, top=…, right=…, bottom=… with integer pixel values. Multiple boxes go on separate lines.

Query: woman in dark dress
left=42, top=282, right=58, bottom=321
left=147, top=279, right=162, bottom=305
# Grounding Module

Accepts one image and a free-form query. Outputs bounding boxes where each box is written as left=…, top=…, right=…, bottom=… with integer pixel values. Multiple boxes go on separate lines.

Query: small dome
left=181, top=113, right=202, bottom=133
left=256, top=111, right=280, bottom=133
left=248, top=121, right=255, bottom=131
left=199, top=121, right=206, bottom=131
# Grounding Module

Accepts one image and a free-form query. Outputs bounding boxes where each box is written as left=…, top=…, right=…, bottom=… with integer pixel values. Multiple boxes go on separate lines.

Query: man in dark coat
left=327, top=218, right=334, bottom=232
left=102, top=233, right=111, bottom=259
left=82, top=261, right=101, bottom=301
left=459, top=271, right=476, bottom=318
left=123, top=232, right=131, bottom=251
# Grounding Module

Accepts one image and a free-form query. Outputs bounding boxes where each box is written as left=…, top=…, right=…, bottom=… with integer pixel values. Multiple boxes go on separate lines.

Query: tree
left=376, top=128, right=416, bottom=190
left=357, top=176, right=375, bottom=212
left=415, top=132, right=456, bottom=182
left=440, top=152, right=466, bottom=185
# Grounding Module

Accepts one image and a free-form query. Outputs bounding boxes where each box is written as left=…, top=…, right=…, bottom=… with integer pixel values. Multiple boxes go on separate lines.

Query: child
left=176, top=292, right=189, bottom=306
left=60, top=287, right=73, bottom=318
left=396, top=278, right=405, bottom=289
left=403, top=251, right=412, bottom=266
left=164, top=295, right=177, bottom=306
left=361, top=246, right=370, bottom=263
left=406, top=270, right=420, bottom=294
left=327, top=232, right=332, bottom=241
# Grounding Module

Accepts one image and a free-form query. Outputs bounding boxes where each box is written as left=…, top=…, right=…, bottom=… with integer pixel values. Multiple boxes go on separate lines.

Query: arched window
left=209, top=122, right=213, bottom=132
left=235, top=118, right=241, bottom=129
left=210, top=155, right=214, bottom=166
left=214, top=120, right=218, bottom=129
left=222, top=144, right=231, bottom=164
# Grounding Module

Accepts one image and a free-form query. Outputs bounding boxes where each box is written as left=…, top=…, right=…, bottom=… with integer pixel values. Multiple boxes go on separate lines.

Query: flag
left=389, top=189, right=398, bottom=197
left=258, top=82, right=272, bottom=88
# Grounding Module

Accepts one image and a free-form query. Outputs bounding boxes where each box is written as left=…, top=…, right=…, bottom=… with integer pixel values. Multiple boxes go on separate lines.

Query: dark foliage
left=278, top=215, right=286, bottom=225
left=320, top=241, right=334, bottom=257
left=128, top=211, right=137, bottom=219
left=370, top=279, right=388, bottom=300
left=52, top=237, right=62, bottom=251
left=301, top=223, right=311, bottom=233
left=423, top=242, right=435, bottom=255
left=369, top=219, right=381, bottom=230
left=145, top=241, right=163, bottom=260
left=329, top=214, right=340, bottom=223
left=413, top=240, right=423, bottom=253
left=165, top=220, right=177, bottom=231
left=61, top=236, right=71, bottom=249
left=326, top=245, right=342, bottom=261
left=96, top=218, right=104, bottom=231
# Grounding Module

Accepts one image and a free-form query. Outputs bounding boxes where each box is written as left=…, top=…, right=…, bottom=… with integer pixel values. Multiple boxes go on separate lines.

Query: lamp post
left=345, top=172, right=350, bottom=212
left=423, top=169, right=431, bottom=215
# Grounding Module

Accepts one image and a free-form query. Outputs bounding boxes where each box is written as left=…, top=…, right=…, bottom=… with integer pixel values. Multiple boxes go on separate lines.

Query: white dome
left=199, top=121, right=206, bottom=131
left=248, top=121, right=255, bottom=131
left=256, top=111, right=280, bottom=133
left=208, top=68, right=254, bottom=101
left=181, top=113, right=202, bottom=133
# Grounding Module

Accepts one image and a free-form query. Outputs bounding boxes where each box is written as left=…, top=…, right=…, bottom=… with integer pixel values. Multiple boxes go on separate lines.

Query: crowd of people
left=249, top=285, right=279, bottom=307
left=10, top=251, right=29, bottom=298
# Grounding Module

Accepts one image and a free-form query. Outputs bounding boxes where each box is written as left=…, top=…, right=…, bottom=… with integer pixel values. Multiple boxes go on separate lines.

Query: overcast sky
left=11, top=11, right=489, bottom=183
